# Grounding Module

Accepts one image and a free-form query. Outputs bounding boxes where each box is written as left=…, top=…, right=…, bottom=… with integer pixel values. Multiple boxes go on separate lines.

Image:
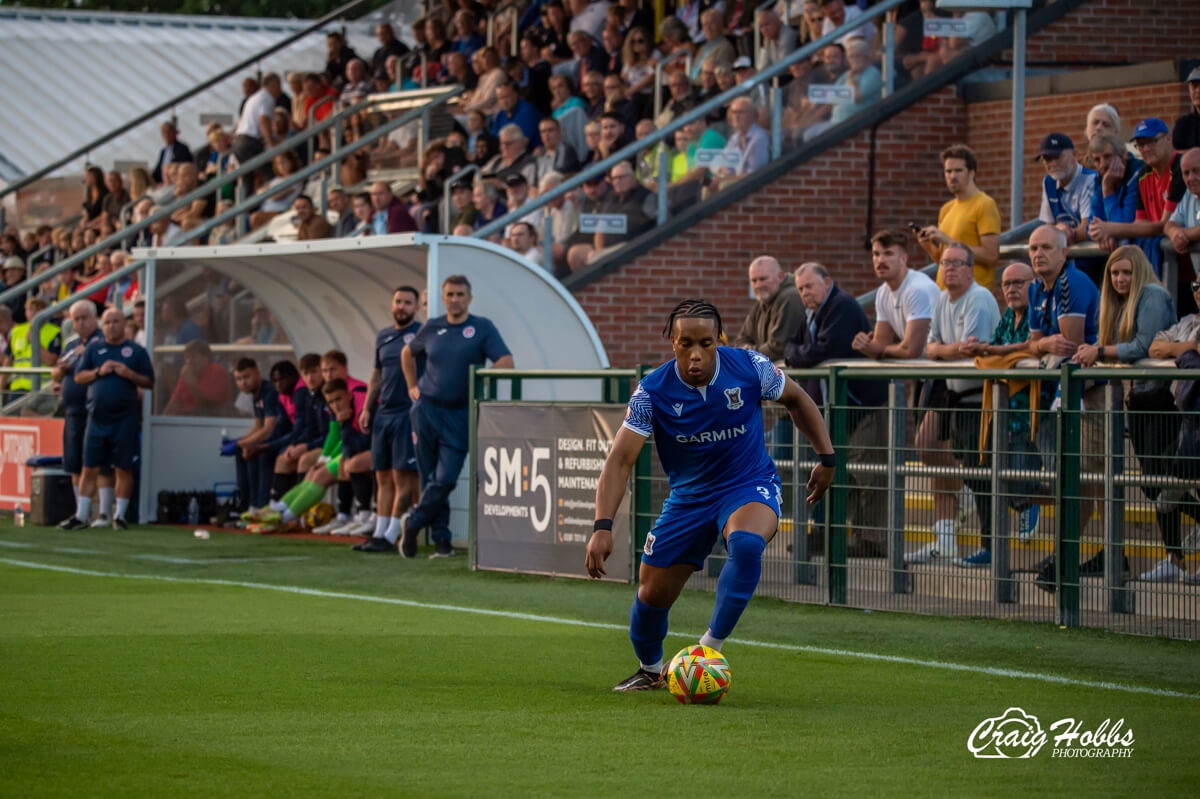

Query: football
left=667, top=645, right=731, bottom=704
left=303, top=502, right=334, bottom=530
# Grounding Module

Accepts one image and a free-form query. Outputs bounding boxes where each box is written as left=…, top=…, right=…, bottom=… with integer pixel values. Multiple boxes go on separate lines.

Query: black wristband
left=818, top=452, right=837, bottom=468
left=593, top=518, right=613, bottom=532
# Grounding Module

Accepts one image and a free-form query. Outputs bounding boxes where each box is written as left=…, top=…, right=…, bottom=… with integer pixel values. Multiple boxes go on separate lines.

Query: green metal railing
left=472, top=363, right=1200, bottom=640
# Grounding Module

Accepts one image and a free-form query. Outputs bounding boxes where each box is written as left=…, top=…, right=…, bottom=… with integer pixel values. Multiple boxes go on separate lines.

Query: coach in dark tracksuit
left=53, top=301, right=104, bottom=495
left=400, top=275, right=513, bottom=558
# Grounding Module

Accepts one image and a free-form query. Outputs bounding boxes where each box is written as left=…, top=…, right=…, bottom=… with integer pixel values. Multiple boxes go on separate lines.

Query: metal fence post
left=657, top=146, right=669, bottom=224
left=886, top=379, right=908, bottom=594
left=882, top=13, right=896, bottom=98
left=793, top=395, right=815, bottom=586
left=827, top=366, right=849, bottom=605
left=1057, top=363, right=1082, bottom=627
left=1104, top=380, right=1132, bottom=614
left=770, top=85, right=782, bottom=160
left=990, top=381, right=1015, bottom=603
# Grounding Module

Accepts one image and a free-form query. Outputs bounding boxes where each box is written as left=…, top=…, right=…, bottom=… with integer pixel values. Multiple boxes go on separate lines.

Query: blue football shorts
left=641, top=476, right=782, bottom=569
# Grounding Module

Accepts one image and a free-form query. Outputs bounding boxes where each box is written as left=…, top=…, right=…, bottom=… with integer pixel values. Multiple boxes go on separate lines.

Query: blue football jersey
left=623, top=346, right=785, bottom=499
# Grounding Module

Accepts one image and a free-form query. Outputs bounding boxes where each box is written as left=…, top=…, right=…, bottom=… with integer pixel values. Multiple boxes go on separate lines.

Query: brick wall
left=968, top=81, right=1192, bottom=224
left=1011, top=0, right=1200, bottom=66
left=577, top=88, right=967, bottom=367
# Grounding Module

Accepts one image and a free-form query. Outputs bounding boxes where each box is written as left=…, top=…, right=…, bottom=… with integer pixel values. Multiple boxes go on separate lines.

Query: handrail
left=751, top=0, right=779, bottom=70
left=27, top=84, right=467, bottom=385
left=0, top=95, right=372, bottom=309
left=0, top=0, right=374, bottom=202
left=473, top=0, right=908, bottom=243
left=486, top=1, right=521, bottom=57
left=856, top=219, right=1042, bottom=308
left=653, top=49, right=693, bottom=121
left=441, top=164, right=481, bottom=234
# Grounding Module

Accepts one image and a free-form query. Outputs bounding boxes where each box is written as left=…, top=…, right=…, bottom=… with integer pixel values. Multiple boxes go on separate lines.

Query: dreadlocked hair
left=662, top=299, right=723, bottom=340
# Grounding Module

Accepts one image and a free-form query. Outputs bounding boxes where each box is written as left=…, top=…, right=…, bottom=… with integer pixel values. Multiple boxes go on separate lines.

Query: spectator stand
left=127, top=233, right=609, bottom=538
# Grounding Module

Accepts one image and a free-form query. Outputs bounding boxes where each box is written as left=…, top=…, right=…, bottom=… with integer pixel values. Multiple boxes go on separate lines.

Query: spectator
left=1164, top=147, right=1200, bottom=258
left=56, top=308, right=153, bottom=530
left=1085, top=103, right=1121, bottom=144
left=516, top=34, right=554, bottom=115
left=367, top=181, right=418, bottom=235
left=732, top=255, right=805, bottom=362
left=146, top=207, right=184, bottom=247
left=596, top=111, right=633, bottom=160
left=1070, top=246, right=1179, bottom=583
left=152, top=121, right=193, bottom=185
left=293, top=195, right=333, bottom=241
left=372, top=22, right=409, bottom=77
left=450, top=10, right=484, bottom=59
left=602, top=74, right=636, bottom=127
left=1085, top=132, right=1145, bottom=254
left=690, top=8, right=736, bottom=81
left=675, top=0, right=707, bottom=44
left=732, top=57, right=770, bottom=115
left=654, top=70, right=696, bottom=129
left=249, top=152, right=303, bottom=230
left=569, top=0, right=611, bottom=41
left=471, top=181, right=507, bottom=238
left=852, top=230, right=940, bottom=360
left=232, top=73, right=284, bottom=173
left=539, top=1, right=574, bottom=65
left=170, top=163, right=214, bottom=231
left=565, top=35, right=604, bottom=94
left=757, top=8, right=798, bottom=70
left=1131, top=119, right=1188, bottom=290
left=422, top=18, right=451, bottom=83
left=301, top=72, right=339, bottom=127
left=484, top=124, right=539, bottom=186
left=1024, top=224, right=1105, bottom=589
left=907, top=244, right=1001, bottom=566
left=162, top=339, right=235, bottom=416
left=327, top=189, right=354, bottom=238
left=507, top=220, right=541, bottom=263
left=462, top=46, right=505, bottom=115
left=620, top=26, right=656, bottom=97
left=4, top=295, right=61, bottom=401
left=536, top=117, right=582, bottom=177
left=786, top=43, right=847, bottom=136
left=820, top=0, right=874, bottom=48
left=802, top=39, right=880, bottom=142
left=502, top=174, right=544, bottom=238
left=785, top=261, right=887, bottom=554
left=713, top=97, right=769, bottom=190
left=81, top=165, right=109, bottom=230
left=658, top=15, right=697, bottom=70
left=203, top=128, right=239, bottom=200
left=325, top=31, right=360, bottom=90
left=101, top=171, right=131, bottom=230
left=400, top=275, right=514, bottom=556
left=1172, top=66, right=1200, bottom=152
left=580, top=70, right=608, bottom=119
left=538, top=171, right=579, bottom=275
left=1037, top=132, right=1097, bottom=246
left=340, top=59, right=373, bottom=106
left=493, top=82, right=544, bottom=148
left=447, top=178, right=478, bottom=231
left=464, top=109, right=497, bottom=162
left=600, top=23, right=624, bottom=76
left=670, top=113, right=726, bottom=190
left=346, top=192, right=373, bottom=236
left=917, top=144, right=1002, bottom=290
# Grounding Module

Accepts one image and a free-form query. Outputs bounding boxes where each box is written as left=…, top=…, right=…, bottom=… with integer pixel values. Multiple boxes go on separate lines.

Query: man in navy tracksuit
left=60, top=308, right=155, bottom=530
left=400, top=275, right=513, bottom=558
left=52, top=300, right=104, bottom=510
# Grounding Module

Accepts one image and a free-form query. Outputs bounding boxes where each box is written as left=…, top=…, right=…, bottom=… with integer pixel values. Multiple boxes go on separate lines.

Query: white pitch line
left=130, top=554, right=311, bottom=565
left=1, top=556, right=1196, bottom=701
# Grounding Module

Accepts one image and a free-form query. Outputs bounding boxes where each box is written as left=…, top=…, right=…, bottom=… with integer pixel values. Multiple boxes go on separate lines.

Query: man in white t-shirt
left=852, top=229, right=939, bottom=360
left=820, top=0, right=876, bottom=48
left=232, top=73, right=283, bottom=168
left=907, top=243, right=1001, bottom=567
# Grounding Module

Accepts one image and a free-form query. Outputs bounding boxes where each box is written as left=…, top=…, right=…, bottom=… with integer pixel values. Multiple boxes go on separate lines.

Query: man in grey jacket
left=732, top=255, right=806, bottom=362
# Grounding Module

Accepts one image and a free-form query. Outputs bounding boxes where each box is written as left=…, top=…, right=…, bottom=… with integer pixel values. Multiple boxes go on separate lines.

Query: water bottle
left=220, top=428, right=229, bottom=444
left=13, top=503, right=24, bottom=527
left=188, top=496, right=200, bottom=526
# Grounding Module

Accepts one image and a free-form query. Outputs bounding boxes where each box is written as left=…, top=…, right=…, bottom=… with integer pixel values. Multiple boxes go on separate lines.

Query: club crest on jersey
left=724, top=387, right=743, bottom=410
left=403, top=333, right=415, bottom=344
left=121, top=346, right=132, bottom=358
left=463, top=326, right=476, bottom=339
left=672, top=402, right=683, bottom=416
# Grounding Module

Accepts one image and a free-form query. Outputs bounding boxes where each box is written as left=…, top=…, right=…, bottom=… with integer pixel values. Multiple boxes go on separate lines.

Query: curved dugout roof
left=134, top=234, right=609, bottom=385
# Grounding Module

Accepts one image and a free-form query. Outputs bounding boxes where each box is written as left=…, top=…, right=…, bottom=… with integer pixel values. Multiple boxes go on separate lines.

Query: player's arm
left=401, top=345, right=419, bottom=401
left=775, top=377, right=835, bottom=504
left=585, top=425, right=645, bottom=578
left=360, top=367, right=381, bottom=431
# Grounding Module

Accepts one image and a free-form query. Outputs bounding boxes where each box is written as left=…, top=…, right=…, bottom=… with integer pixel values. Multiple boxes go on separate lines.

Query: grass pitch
left=0, top=521, right=1197, bottom=797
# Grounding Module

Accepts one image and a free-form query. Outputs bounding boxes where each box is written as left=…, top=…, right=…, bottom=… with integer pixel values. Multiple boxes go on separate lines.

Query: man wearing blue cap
left=1036, top=132, right=1096, bottom=247
left=1172, top=66, right=1200, bottom=152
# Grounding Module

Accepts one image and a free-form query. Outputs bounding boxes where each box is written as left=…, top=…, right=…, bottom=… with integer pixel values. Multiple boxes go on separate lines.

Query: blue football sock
left=629, top=595, right=670, bottom=670
left=707, top=530, right=767, bottom=641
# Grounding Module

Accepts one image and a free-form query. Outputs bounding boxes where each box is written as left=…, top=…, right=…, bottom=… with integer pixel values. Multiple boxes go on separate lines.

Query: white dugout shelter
left=131, top=234, right=609, bottom=529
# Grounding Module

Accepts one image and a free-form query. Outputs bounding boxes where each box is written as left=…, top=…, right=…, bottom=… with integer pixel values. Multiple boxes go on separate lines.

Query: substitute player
left=59, top=307, right=155, bottom=531
left=585, top=299, right=835, bottom=691
left=357, top=286, right=423, bottom=553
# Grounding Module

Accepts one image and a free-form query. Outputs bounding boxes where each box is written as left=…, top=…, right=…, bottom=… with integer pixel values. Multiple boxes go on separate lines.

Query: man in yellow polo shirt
left=916, top=144, right=1002, bottom=290
left=3, top=296, right=62, bottom=400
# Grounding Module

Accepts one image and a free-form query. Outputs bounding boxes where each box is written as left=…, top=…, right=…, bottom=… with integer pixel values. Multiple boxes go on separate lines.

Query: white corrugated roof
left=0, top=7, right=390, bottom=181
